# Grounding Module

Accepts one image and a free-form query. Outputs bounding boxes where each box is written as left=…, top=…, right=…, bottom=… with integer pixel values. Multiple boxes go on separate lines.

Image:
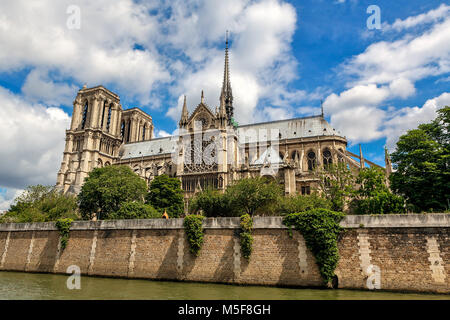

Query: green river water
left=0, top=271, right=448, bottom=300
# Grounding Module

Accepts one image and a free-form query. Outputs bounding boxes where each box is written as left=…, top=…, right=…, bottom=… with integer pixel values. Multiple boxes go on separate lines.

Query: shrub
left=352, top=167, right=406, bottom=214
left=353, top=192, right=405, bottom=214
left=184, top=215, right=205, bottom=256
left=277, top=193, right=331, bottom=215
left=189, top=189, right=238, bottom=217
left=0, top=185, right=79, bottom=223
left=108, top=202, right=161, bottom=220
left=225, top=177, right=283, bottom=216
left=283, top=208, right=345, bottom=285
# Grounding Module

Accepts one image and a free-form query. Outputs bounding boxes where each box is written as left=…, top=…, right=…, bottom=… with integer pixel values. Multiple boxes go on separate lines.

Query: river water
left=0, top=271, right=448, bottom=300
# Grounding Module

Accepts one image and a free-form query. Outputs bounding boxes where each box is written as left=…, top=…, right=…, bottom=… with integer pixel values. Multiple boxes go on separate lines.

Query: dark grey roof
left=237, top=115, right=343, bottom=141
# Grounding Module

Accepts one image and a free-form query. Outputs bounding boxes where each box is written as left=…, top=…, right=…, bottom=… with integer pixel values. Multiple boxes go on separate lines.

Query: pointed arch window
left=100, top=101, right=107, bottom=128
left=307, top=151, right=316, bottom=171
left=106, top=105, right=112, bottom=132
left=126, top=120, right=131, bottom=142
left=120, top=121, right=125, bottom=141
left=142, top=124, right=146, bottom=141
left=323, top=149, right=333, bottom=167
left=81, top=102, right=89, bottom=129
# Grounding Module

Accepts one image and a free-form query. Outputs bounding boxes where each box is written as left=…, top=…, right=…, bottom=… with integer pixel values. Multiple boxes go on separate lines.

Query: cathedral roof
left=251, top=146, right=284, bottom=166
left=236, top=115, right=344, bottom=141
left=119, top=136, right=178, bottom=160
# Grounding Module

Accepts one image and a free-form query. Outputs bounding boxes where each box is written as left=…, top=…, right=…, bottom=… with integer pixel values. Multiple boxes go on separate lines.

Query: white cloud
left=383, top=92, right=450, bottom=150
left=22, top=69, right=78, bottom=106
left=324, top=5, right=450, bottom=145
left=389, top=78, right=416, bottom=99
left=165, top=0, right=299, bottom=124
left=0, top=86, right=70, bottom=190
left=0, top=188, right=24, bottom=212
left=386, top=4, right=450, bottom=31
left=0, top=0, right=169, bottom=106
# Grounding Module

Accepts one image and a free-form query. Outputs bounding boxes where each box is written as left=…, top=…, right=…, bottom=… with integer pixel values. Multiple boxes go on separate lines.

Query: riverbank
left=0, top=214, right=448, bottom=294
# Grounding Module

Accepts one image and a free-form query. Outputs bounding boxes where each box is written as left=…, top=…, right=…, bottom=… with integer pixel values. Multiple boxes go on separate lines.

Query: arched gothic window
left=120, top=121, right=125, bottom=141
left=307, top=151, right=316, bottom=171
left=106, top=105, right=112, bottom=132
left=291, top=150, right=299, bottom=161
left=142, top=124, right=146, bottom=141
left=126, top=120, right=131, bottom=142
left=100, top=101, right=107, bottom=128
left=81, top=102, right=88, bottom=129
left=323, top=149, right=333, bottom=167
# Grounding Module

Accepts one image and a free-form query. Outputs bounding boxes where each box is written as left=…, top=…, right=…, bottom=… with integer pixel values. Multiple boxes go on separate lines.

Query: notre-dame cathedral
left=56, top=39, right=392, bottom=209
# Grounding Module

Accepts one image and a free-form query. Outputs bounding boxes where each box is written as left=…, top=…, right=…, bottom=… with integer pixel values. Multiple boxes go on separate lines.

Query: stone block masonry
left=0, top=214, right=448, bottom=294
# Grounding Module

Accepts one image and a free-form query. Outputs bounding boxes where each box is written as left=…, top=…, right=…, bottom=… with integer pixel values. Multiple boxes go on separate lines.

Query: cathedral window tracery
left=323, top=149, right=332, bottom=167
left=307, top=151, right=316, bottom=171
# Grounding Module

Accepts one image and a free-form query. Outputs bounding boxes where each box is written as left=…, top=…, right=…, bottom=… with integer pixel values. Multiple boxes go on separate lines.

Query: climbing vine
left=240, top=214, right=253, bottom=259
left=55, top=218, right=73, bottom=250
left=184, top=215, right=205, bottom=256
left=283, top=208, right=344, bottom=285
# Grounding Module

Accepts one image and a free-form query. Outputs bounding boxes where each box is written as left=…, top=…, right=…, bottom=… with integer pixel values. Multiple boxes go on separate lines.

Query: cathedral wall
left=0, top=215, right=448, bottom=294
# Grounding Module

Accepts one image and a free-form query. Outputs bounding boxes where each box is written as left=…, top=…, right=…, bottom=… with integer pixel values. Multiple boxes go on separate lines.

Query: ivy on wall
left=240, top=214, right=253, bottom=259
left=184, top=215, right=205, bottom=256
left=283, top=209, right=344, bottom=285
left=55, top=218, right=73, bottom=250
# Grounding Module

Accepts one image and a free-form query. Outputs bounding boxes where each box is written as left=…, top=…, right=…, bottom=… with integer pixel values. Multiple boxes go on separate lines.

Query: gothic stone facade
left=56, top=42, right=390, bottom=209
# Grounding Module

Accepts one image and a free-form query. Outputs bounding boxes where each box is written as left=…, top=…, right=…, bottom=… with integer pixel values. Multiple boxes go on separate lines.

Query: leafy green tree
left=146, top=174, right=184, bottom=218
left=314, top=162, right=355, bottom=212
left=225, top=177, right=283, bottom=216
left=78, top=165, right=148, bottom=220
left=189, top=188, right=238, bottom=217
left=352, top=167, right=405, bottom=214
left=0, top=185, right=79, bottom=223
left=108, top=202, right=161, bottom=220
left=277, top=193, right=331, bottom=215
left=390, top=106, right=450, bottom=212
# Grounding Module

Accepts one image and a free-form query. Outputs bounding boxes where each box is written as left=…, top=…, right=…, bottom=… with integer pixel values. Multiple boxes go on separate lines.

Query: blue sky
left=0, top=0, right=449, bottom=210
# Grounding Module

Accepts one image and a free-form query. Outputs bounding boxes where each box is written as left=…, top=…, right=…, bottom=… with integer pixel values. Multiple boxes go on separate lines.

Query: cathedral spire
left=220, top=31, right=233, bottom=125
left=179, top=95, right=189, bottom=128
left=359, top=144, right=365, bottom=169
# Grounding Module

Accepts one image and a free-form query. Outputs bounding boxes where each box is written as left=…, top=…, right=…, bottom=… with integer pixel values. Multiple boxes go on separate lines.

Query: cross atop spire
left=220, top=31, right=233, bottom=125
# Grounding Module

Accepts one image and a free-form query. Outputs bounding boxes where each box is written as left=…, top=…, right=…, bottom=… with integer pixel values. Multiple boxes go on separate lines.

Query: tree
left=0, top=185, right=79, bottom=223
left=108, top=202, right=161, bottom=220
left=78, top=165, right=148, bottom=220
left=352, top=167, right=405, bottom=214
left=146, top=174, right=184, bottom=218
left=189, top=188, right=239, bottom=217
left=314, top=162, right=355, bottom=212
left=390, top=106, right=450, bottom=212
left=225, top=177, right=283, bottom=216
left=277, top=193, right=331, bottom=215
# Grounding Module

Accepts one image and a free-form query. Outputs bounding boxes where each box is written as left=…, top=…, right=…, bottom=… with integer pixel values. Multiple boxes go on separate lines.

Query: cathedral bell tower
left=56, top=85, right=123, bottom=194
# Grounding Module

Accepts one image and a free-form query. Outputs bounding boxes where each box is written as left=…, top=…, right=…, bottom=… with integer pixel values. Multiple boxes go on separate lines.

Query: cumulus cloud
left=383, top=92, right=450, bottom=151
left=386, top=4, right=450, bottom=32
left=22, top=69, right=78, bottom=106
left=164, top=0, right=299, bottom=124
left=0, top=188, right=24, bottom=212
left=324, top=4, right=450, bottom=145
left=0, top=86, right=70, bottom=190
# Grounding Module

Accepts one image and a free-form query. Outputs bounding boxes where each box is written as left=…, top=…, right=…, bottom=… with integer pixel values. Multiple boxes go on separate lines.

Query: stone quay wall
left=0, top=214, right=448, bottom=294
